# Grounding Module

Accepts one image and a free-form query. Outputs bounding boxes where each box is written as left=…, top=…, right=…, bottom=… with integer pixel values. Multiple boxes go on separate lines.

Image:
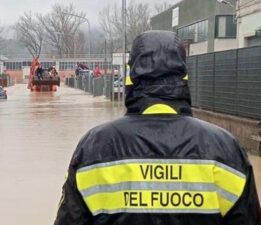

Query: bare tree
left=127, top=2, right=151, bottom=46
left=0, top=26, right=4, bottom=51
left=37, top=4, right=87, bottom=58
left=99, top=1, right=151, bottom=52
left=154, top=2, right=172, bottom=14
left=99, top=4, right=121, bottom=52
left=0, top=25, right=7, bottom=52
left=74, top=30, right=87, bottom=57
left=16, top=12, right=43, bottom=58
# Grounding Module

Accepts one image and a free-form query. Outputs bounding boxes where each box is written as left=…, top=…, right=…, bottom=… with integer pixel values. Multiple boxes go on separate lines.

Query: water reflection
left=0, top=84, right=124, bottom=225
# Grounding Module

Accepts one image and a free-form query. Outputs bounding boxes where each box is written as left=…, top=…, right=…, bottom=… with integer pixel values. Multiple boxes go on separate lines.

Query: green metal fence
left=187, top=46, right=261, bottom=120
left=65, top=70, right=114, bottom=99
left=65, top=46, right=261, bottom=120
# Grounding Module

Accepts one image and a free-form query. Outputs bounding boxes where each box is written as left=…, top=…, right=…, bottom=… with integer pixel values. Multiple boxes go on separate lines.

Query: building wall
left=214, top=39, right=238, bottom=52
left=151, top=9, right=173, bottom=31
left=189, top=41, right=208, bottom=56
left=6, top=70, right=72, bottom=83
left=6, top=70, right=23, bottom=83
left=238, top=0, right=261, bottom=17
left=238, top=11, right=261, bottom=48
left=150, top=0, right=236, bottom=54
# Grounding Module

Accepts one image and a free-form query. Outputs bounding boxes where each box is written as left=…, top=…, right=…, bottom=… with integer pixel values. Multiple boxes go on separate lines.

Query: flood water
left=0, top=84, right=260, bottom=225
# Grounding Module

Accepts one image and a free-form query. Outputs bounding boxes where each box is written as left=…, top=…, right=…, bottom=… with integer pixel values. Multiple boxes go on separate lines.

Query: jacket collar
left=125, top=82, right=192, bottom=116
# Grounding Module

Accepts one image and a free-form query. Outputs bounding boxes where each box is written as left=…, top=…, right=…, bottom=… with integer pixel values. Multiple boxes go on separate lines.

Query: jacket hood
left=125, top=31, right=192, bottom=116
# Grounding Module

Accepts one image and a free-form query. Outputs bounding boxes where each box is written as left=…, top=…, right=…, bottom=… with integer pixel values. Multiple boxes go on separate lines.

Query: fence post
left=112, top=69, right=115, bottom=102
left=213, top=53, right=216, bottom=111
left=74, top=77, right=76, bottom=88
left=235, top=49, right=239, bottom=116
left=88, top=74, right=91, bottom=93
left=195, top=56, right=198, bottom=107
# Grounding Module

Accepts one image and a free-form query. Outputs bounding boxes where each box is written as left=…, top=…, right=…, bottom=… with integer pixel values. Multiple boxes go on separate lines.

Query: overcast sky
left=0, top=0, right=178, bottom=27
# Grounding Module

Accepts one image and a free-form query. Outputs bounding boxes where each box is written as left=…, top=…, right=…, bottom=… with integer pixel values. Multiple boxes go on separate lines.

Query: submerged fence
left=187, top=46, right=261, bottom=120
left=65, top=70, right=116, bottom=99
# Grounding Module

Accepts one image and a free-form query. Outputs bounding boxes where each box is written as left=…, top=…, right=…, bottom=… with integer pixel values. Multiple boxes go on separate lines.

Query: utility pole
left=122, top=0, right=126, bottom=105
left=61, top=12, right=91, bottom=57
left=104, top=39, right=107, bottom=75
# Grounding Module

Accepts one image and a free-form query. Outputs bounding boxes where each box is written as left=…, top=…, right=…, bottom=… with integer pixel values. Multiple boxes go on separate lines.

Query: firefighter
left=54, top=31, right=261, bottom=225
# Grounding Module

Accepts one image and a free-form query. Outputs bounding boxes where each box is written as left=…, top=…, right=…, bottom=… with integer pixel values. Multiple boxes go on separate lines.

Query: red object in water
left=27, top=58, right=40, bottom=90
left=27, top=58, right=60, bottom=92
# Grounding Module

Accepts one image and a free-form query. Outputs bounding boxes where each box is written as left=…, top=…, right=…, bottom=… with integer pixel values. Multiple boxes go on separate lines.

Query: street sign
left=112, top=53, right=129, bottom=65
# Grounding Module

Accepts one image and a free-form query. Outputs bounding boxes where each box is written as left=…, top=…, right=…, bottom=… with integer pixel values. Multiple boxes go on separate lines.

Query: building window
left=177, top=20, right=208, bottom=43
left=4, top=61, right=22, bottom=70
left=215, top=15, right=236, bottom=38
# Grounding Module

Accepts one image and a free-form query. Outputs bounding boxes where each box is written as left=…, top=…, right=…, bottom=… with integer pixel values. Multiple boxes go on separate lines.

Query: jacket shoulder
left=185, top=117, right=249, bottom=172
left=70, top=117, right=129, bottom=167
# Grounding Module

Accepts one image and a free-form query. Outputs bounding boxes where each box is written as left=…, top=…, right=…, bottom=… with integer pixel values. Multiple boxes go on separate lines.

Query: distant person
left=35, top=64, right=44, bottom=80
left=75, top=63, right=89, bottom=76
left=94, top=65, right=101, bottom=77
left=54, top=31, right=261, bottom=225
left=48, top=66, right=58, bottom=78
left=75, top=63, right=80, bottom=76
left=79, top=63, right=89, bottom=70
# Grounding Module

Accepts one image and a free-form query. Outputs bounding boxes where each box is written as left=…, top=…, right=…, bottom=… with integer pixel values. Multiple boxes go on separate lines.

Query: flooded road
left=0, top=84, right=125, bottom=225
left=0, top=84, right=260, bottom=225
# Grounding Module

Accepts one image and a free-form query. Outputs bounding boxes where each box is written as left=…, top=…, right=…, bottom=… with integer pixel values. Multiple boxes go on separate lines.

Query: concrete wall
left=6, top=70, right=23, bottom=83
left=238, top=0, right=261, bottom=17
left=59, top=70, right=75, bottom=81
left=189, top=42, right=208, bottom=56
left=238, top=11, right=261, bottom=48
left=151, top=9, right=173, bottom=31
left=214, top=39, right=238, bottom=52
left=193, top=108, right=261, bottom=155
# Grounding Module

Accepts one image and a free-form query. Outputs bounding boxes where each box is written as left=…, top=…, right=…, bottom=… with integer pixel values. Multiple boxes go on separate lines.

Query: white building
left=237, top=0, right=261, bottom=47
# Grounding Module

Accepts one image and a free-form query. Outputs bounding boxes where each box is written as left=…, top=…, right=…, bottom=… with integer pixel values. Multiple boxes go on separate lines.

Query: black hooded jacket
left=54, top=31, right=261, bottom=225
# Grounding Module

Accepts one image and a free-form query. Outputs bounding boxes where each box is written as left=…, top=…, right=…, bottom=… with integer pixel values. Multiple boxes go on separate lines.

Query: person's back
left=54, top=31, right=260, bottom=225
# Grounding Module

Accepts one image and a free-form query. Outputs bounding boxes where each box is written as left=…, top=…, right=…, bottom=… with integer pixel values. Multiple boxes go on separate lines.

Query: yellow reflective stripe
left=76, top=162, right=245, bottom=197
left=65, top=171, right=68, bottom=180
left=217, top=195, right=234, bottom=216
left=76, top=160, right=246, bottom=216
left=76, top=163, right=213, bottom=190
left=125, top=75, right=133, bottom=85
left=214, top=166, right=246, bottom=197
left=83, top=191, right=219, bottom=216
left=142, top=104, right=177, bottom=115
left=183, top=74, right=189, bottom=80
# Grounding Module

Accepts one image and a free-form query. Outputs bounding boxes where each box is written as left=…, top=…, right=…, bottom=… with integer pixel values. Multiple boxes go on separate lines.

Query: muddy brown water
left=0, top=84, right=260, bottom=225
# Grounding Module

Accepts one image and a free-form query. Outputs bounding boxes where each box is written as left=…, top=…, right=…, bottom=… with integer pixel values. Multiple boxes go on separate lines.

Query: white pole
left=122, top=0, right=126, bottom=106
